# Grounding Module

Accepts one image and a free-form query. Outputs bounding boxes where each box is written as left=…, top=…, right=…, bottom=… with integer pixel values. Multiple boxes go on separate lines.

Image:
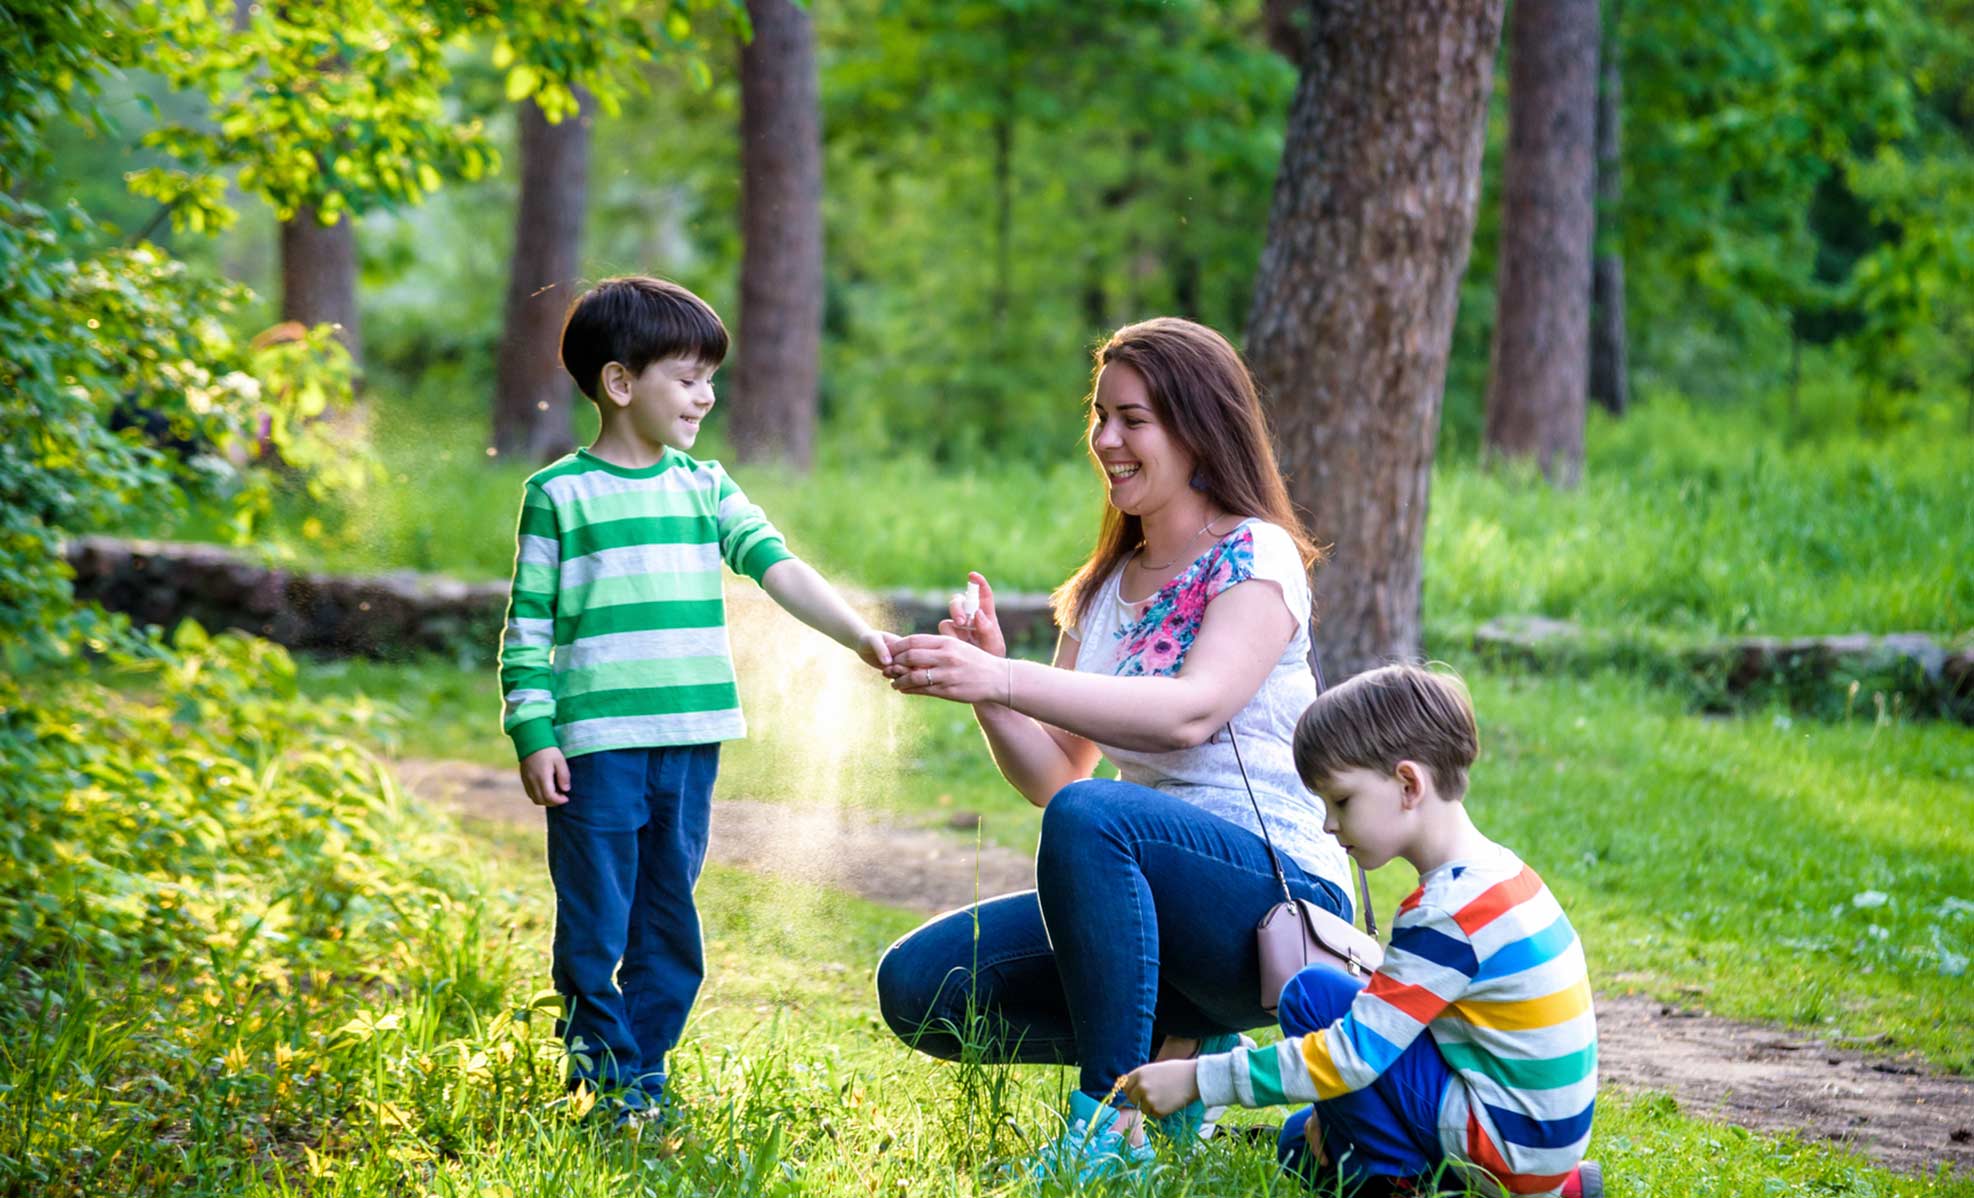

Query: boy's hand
left=1118, top=1058, right=1200, bottom=1118
left=856, top=629, right=897, bottom=671
left=519, top=746, right=571, bottom=807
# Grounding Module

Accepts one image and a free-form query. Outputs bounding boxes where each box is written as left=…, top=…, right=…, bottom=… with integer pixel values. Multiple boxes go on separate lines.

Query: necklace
left=1136, top=516, right=1227, bottom=571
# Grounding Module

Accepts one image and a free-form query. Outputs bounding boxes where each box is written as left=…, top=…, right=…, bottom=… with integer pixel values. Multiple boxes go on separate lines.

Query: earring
left=1190, top=471, right=1209, bottom=492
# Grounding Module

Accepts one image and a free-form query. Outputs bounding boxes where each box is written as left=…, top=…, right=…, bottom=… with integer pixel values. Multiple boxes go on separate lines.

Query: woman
left=874, top=317, right=1354, bottom=1178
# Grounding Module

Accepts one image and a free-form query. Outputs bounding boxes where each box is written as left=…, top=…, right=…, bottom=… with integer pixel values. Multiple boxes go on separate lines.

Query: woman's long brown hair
left=1050, top=317, right=1322, bottom=632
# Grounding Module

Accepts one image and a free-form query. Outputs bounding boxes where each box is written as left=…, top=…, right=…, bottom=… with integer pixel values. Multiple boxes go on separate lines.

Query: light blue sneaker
left=1022, top=1088, right=1155, bottom=1183
left=1151, top=1032, right=1254, bottom=1144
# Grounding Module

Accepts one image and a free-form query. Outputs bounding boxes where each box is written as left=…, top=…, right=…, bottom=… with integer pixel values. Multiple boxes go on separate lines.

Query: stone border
left=63, top=538, right=1971, bottom=724
left=1474, top=616, right=1974, bottom=724
left=62, top=536, right=1059, bottom=659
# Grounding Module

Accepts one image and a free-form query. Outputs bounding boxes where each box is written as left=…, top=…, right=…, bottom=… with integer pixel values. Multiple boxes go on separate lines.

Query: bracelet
left=1005, top=656, right=1015, bottom=708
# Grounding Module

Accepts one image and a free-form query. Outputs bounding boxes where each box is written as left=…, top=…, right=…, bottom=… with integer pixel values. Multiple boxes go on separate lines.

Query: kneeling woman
left=875, top=317, right=1353, bottom=1177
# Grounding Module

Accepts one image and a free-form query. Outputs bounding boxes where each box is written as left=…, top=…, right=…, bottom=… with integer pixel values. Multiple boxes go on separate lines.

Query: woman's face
left=1089, top=362, right=1196, bottom=517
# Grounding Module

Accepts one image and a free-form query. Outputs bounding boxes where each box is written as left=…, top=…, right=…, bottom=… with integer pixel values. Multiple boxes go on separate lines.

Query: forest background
left=4, top=0, right=1973, bottom=1195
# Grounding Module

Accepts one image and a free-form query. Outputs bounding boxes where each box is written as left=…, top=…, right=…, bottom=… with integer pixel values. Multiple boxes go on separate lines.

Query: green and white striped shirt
left=498, top=448, right=794, bottom=760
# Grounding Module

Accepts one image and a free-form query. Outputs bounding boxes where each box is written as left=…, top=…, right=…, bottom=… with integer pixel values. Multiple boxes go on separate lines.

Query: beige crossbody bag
left=1227, top=720, right=1384, bottom=1015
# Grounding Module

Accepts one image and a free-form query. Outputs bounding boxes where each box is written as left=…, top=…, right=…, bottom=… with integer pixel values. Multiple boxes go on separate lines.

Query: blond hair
left=1293, top=664, right=1480, bottom=800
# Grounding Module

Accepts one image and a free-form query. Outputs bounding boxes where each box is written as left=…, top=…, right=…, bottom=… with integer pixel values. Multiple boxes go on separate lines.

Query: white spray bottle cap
left=962, top=579, right=981, bottom=621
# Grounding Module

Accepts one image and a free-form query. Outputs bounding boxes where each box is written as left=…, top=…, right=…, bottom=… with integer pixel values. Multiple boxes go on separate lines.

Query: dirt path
left=396, top=759, right=1974, bottom=1177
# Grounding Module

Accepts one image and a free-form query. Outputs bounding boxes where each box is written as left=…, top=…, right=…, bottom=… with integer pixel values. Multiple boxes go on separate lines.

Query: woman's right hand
left=940, top=571, right=1006, bottom=658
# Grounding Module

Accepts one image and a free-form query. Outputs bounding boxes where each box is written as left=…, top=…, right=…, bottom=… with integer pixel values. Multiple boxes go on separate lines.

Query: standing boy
left=499, top=276, right=893, bottom=1115
left=1122, top=665, right=1602, bottom=1196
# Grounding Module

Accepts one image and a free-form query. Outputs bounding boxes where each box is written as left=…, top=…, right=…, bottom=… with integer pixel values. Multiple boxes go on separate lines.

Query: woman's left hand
left=886, top=634, right=1009, bottom=704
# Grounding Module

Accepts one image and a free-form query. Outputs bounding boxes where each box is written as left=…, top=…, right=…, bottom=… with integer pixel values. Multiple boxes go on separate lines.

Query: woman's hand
left=943, top=571, right=1007, bottom=659
left=887, top=633, right=1013, bottom=705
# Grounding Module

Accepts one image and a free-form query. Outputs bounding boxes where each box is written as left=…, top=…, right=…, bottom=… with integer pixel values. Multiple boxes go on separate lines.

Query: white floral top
left=1067, top=519, right=1351, bottom=893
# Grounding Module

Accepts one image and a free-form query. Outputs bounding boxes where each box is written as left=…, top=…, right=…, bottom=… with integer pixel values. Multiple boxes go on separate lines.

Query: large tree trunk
left=1588, top=0, right=1629, bottom=417
left=1262, top=0, right=1311, bottom=64
left=493, top=88, right=591, bottom=462
left=281, top=206, right=361, bottom=366
left=1246, top=0, right=1505, bottom=680
left=731, top=0, right=823, bottom=470
left=1482, top=0, right=1600, bottom=483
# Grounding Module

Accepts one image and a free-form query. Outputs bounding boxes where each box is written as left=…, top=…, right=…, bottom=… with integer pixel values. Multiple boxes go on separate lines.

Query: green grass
left=14, top=634, right=1974, bottom=1194
left=16, top=787, right=1973, bottom=1196
left=297, top=643, right=1052, bottom=855
left=121, top=374, right=1973, bottom=639
left=59, top=364, right=1974, bottom=1192
left=1457, top=668, right=1974, bottom=1073
left=311, top=647, right=1974, bottom=1075
left=1423, top=399, right=1974, bottom=638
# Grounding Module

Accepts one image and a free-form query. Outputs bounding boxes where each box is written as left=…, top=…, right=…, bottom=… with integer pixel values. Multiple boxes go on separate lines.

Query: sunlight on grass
left=17, top=639, right=1974, bottom=1194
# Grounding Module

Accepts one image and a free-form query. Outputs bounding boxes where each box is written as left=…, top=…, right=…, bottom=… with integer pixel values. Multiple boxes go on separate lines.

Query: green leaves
left=0, top=192, right=368, bottom=647
left=1617, top=0, right=1974, bottom=420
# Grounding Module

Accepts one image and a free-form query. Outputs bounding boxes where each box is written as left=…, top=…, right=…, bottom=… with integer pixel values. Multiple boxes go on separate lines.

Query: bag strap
left=1228, top=642, right=1377, bottom=937
left=1227, top=721, right=1299, bottom=908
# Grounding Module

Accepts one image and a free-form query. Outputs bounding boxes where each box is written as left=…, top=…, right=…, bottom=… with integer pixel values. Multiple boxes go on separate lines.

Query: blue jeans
left=545, top=743, right=719, bottom=1102
left=875, top=778, right=1350, bottom=1099
left=1276, top=964, right=1455, bottom=1189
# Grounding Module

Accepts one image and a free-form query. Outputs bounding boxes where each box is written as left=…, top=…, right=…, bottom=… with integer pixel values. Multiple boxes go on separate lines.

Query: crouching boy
left=1122, top=665, right=1601, bottom=1196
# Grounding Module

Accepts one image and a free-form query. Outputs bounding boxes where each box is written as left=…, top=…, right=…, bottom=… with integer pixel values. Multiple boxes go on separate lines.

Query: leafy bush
left=1, top=0, right=366, bottom=654
left=0, top=625, right=560, bottom=1195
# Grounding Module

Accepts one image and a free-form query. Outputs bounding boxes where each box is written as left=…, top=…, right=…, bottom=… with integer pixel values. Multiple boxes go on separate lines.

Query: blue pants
left=545, top=743, right=719, bottom=1103
left=1276, top=964, right=1456, bottom=1189
left=874, top=778, right=1349, bottom=1098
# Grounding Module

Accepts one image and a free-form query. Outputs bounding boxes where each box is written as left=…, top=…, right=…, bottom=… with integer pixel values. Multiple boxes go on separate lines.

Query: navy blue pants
left=545, top=743, right=719, bottom=1103
left=1276, top=963, right=1455, bottom=1188
left=874, top=778, right=1349, bottom=1099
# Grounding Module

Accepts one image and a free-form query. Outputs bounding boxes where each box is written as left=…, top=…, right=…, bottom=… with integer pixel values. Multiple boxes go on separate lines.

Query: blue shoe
left=1022, top=1089, right=1155, bottom=1183
left=1151, top=1033, right=1254, bottom=1144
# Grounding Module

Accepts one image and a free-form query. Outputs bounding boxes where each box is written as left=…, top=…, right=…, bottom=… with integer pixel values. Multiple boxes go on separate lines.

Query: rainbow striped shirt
left=498, top=448, right=793, bottom=760
left=1198, top=849, right=1596, bottom=1195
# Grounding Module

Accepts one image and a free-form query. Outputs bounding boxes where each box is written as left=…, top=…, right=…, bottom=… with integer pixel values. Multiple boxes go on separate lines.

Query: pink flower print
left=1170, top=580, right=1210, bottom=625
left=1141, top=622, right=1185, bottom=674
left=1109, top=525, right=1258, bottom=677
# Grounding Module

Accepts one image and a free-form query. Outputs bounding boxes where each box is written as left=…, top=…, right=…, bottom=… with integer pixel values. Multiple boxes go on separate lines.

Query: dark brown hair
left=1049, top=317, right=1320, bottom=631
left=1292, top=664, right=1480, bottom=800
left=559, top=276, right=728, bottom=402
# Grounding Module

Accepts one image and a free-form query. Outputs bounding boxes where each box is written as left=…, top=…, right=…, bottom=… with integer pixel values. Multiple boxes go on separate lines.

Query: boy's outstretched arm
left=760, top=557, right=894, bottom=669
left=1120, top=1057, right=1200, bottom=1117
left=707, top=462, right=892, bottom=670
left=1124, top=903, right=1482, bottom=1114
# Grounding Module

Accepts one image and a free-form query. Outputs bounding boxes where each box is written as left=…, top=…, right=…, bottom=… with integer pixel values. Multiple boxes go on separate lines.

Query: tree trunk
left=493, top=88, right=591, bottom=462
left=1588, top=0, right=1628, bottom=417
left=732, top=0, right=823, bottom=470
left=1263, top=0, right=1311, bottom=65
left=1247, top=0, right=1505, bottom=681
left=280, top=206, right=361, bottom=366
left=1482, top=0, right=1600, bottom=483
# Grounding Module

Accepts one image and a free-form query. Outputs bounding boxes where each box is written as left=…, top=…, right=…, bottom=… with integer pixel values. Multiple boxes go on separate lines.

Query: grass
left=297, top=644, right=1052, bottom=855
left=1422, top=399, right=1974, bottom=638
left=11, top=628, right=1974, bottom=1194
left=46, top=364, right=1974, bottom=1191
left=14, top=785, right=1973, bottom=1196
left=304, top=640, right=1974, bottom=1075
left=121, top=376, right=1973, bottom=639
